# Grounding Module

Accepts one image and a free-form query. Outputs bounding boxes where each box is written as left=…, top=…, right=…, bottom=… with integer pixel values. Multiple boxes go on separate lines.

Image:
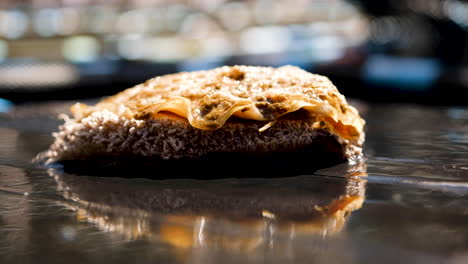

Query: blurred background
left=0, top=0, right=467, bottom=107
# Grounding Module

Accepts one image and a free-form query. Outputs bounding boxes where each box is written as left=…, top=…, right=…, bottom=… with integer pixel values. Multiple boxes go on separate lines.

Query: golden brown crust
left=71, top=65, right=365, bottom=145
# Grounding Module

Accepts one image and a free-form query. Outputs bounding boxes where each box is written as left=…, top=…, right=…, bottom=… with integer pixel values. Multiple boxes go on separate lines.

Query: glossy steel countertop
left=1, top=101, right=468, bottom=264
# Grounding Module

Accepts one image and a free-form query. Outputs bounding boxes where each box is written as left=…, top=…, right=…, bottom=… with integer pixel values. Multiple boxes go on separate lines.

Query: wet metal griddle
left=1, top=102, right=468, bottom=264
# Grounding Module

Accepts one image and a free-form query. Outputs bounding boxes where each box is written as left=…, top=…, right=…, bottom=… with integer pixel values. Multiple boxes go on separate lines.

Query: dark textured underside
left=52, top=113, right=346, bottom=160
left=48, top=113, right=348, bottom=177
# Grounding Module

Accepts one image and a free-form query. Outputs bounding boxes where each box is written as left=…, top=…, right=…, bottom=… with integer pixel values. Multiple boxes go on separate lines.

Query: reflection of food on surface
left=62, top=193, right=363, bottom=243
left=50, top=164, right=365, bottom=260
left=0, top=165, right=31, bottom=256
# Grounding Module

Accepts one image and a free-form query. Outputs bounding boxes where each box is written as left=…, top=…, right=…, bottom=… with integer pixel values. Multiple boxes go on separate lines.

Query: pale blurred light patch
left=62, top=36, right=100, bottom=63
left=308, top=22, right=336, bottom=35
left=253, top=0, right=282, bottom=25
left=165, top=4, right=192, bottom=33
left=0, top=63, right=78, bottom=88
left=286, top=24, right=312, bottom=53
left=33, top=8, right=62, bottom=37
left=277, top=0, right=308, bottom=24
left=128, top=0, right=161, bottom=9
left=116, top=9, right=150, bottom=34
left=306, top=0, right=336, bottom=21
left=146, top=8, right=166, bottom=34
left=57, top=7, right=81, bottom=35
left=333, top=0, right=362, bottom=21
left=240, top=26, right=291, bottom=54
left=198, top=35, right=234, bottom=57
left=117, top=34, right=145, bottom=60
left=179, top=13, right=223, bottom=37
left=216, top=2, right=251, bottom=31
left=145, top=36, right=198, bottom=62
left=60, top=226, right=77, bottom=241
left=308, top=35, right=344, bottom=62
left=0, top=10, right=29, bottom=39
left=0, top=0, right=368, bottom=63
left=62, top=0, right=89, bottom=7
left=447, top=106, right=468, bottom=120
left=84, top=5, right=117, bottom=34
left=191, top=0, right=226, bottom=13
left=337, top=17, right=370, bottom=45
left=444, top=0, right=468, bottom=28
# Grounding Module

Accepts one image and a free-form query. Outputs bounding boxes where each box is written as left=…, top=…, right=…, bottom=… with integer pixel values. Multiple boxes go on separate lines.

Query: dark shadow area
left=57, top=149, right=347, bottom=179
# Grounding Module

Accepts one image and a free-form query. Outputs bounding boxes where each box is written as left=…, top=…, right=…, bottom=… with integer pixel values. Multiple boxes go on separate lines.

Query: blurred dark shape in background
left=0, top=0, right=466, bottom=105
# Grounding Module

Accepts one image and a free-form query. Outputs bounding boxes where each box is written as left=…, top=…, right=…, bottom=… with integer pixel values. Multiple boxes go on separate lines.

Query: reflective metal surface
left=1, top=102, right=468, bottom=264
